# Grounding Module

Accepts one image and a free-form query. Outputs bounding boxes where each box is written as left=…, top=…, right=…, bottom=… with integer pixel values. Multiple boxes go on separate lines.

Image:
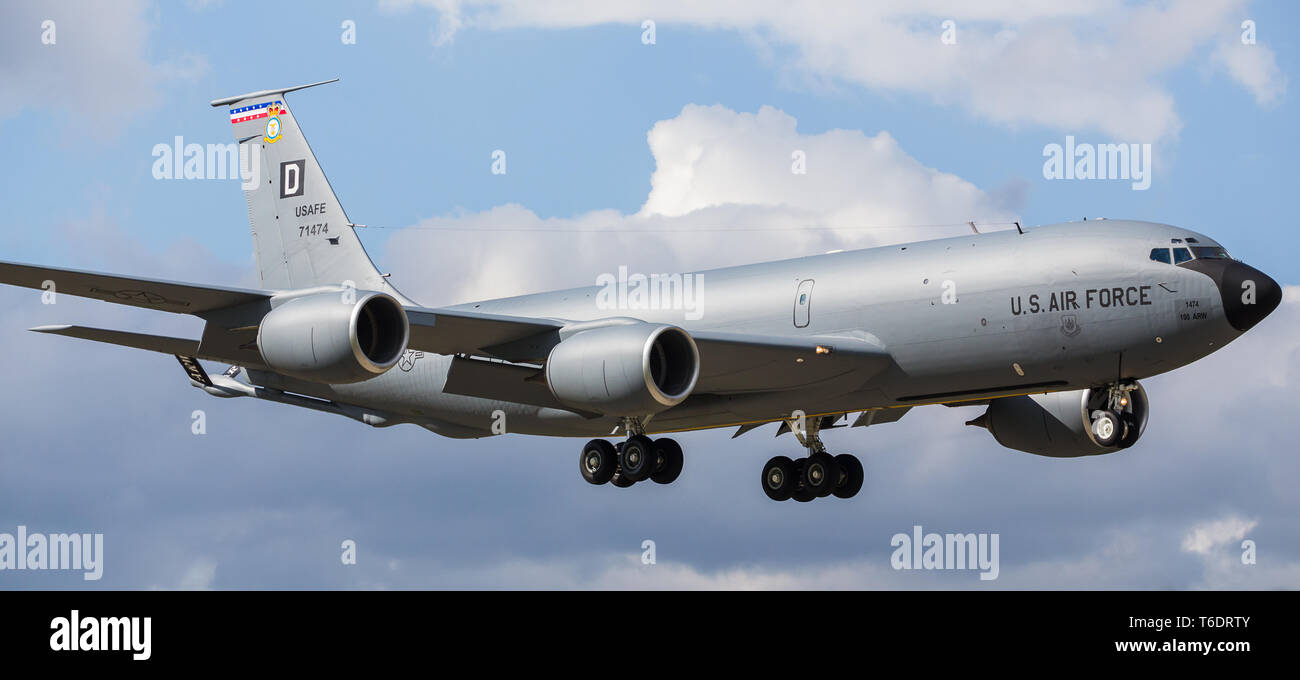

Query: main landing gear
left=761, top=415, right=863, bottom=502
left=580, top=419, right=684, bottom=489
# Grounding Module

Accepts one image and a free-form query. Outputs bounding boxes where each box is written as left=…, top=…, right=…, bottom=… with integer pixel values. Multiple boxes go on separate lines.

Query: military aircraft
left=0, top=81, right=1282, bottom=502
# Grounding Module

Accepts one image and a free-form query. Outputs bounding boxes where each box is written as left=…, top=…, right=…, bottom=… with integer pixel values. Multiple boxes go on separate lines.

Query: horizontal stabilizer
left=1, top=260, right=269, bottom=314
left=209, top=78, right=339, bottom=107
left=30, top=324, right=257, bottom=368
left=31, top=324, right=200, bottom=355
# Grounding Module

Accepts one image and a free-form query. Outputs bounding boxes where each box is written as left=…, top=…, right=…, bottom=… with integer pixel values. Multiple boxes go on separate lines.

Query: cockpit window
left=1149, top=248, right=1171, bottom=264
left=1192, top=246, right=1229, bottom=259
left=1172, top=247, right=1192, bottom=264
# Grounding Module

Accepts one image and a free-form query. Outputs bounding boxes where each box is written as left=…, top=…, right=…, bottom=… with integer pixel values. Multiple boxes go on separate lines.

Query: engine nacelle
left=545, top=323, right=700, bottom=416
left=256, top=290, right=409, bottom=384
left=973, top=383, right=1149, bottom=457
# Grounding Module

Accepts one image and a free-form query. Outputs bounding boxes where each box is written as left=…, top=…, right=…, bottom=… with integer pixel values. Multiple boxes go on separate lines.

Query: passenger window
left=1172, top=247, right=1192, bottom=264
left=1149, top=248, right=1171, bottom=264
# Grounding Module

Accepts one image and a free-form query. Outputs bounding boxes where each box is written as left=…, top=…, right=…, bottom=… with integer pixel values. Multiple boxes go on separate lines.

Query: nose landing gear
left=1089, top=382, right=1143, bottom=449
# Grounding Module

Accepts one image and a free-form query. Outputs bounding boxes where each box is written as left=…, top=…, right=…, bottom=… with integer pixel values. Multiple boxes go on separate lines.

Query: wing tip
left=29, top=324, right=73, bottom=333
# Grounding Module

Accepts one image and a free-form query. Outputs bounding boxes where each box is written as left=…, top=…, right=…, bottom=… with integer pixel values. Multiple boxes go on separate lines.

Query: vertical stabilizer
left=211, top=80, right=410, bottom=302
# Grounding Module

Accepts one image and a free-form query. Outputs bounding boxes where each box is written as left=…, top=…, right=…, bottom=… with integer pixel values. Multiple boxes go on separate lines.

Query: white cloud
left=380, top=103, right=1018, bottom=306
left=177, top=558, right=218, bottom=590
left=1177, top=514, right=1300, bottom=589
left=1182, top=515, right=1258, bottom=555
left=641, top=105, right=994, bottom=219
left=0, top=0, right=208, bottom=139
left=387, top=0, right=1285, bottom=141
left=1212, top=41, right=1287, bottom=106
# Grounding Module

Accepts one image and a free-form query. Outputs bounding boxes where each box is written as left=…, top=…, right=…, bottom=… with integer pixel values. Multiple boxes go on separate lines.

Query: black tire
left=803, top=452, right=839, bottom=497
left=791, top=460, right=816, bottom=502
left=761, top=455, right=795, bottom=501
left=580, top=439, right=617, bottom=485
left=620, top=435, right=656, bottom=481
left=611, top=472, right=635, bottom=488
left=1090, top=410, right=1123, bottom=447
left=832, top=454, right=864, bottom=499
left=651, top=438, right=685, bottom=484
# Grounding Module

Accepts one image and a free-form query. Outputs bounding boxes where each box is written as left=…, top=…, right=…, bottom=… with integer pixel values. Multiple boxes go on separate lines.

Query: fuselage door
left=794, top=279, right=814, bottom=328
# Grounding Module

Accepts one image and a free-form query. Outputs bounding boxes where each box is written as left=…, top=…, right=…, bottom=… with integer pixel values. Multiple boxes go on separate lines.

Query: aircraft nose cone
left=1218, top=261, right=1282, bottom=331
left=1181, top=257, right=1282, bottom=331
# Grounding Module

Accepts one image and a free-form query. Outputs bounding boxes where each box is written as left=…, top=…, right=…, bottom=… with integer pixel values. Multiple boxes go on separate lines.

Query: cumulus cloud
left=379, top=103, right=1018, bottom=305
left=176, top=559, right=218, bottom=590
left=1182, top=515, right=1258, bottom=555
left=385, top=0, right=1285, bottom=141
left=0, top=0, right=208, bottom=139
left=1212, top=39, right=1288, bottom=106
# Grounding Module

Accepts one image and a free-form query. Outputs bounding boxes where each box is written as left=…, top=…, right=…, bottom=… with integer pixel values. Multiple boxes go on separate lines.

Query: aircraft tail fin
left=211, top=79, right=410, bottom=302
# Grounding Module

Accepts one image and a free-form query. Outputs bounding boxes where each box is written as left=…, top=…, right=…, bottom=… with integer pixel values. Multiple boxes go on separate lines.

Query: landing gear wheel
left=791, top=460, right=815, bottom=502
left=580, top=439, right=618, bottom=485
left=1090, top=410, right=1123, bottom=448
left=761, top=456, right=796, bottom=501
left=619, top=435, right=656, bottom=482
left=610, top=473, right=635, bottom=488
left=650, top=438, right=684, bottom=485
left=791, top=486, right=817, bottom=503
left=832, top=454, right=864, bottom=499
left=803, top=452, right=840, bottom=497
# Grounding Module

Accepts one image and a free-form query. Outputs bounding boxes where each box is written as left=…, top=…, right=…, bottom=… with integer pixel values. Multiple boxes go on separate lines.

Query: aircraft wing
left=404, top=307, right=563, bottom=361
left=403, top=309, right=892, bottom=391
left=6, top=259, right=891, bottom=401
left=0, top=260, right=270, bottom=313
left=440, top=323, right=892, bottom=405
left=689, top=330, right=891, bottom=393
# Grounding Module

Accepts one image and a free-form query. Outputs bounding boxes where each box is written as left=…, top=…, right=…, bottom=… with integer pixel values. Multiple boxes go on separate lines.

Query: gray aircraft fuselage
left=250, top=219, right=1277, bottom=438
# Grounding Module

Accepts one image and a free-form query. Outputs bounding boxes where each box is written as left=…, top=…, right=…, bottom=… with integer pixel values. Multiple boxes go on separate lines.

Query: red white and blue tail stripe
left=229, top=100, right=285, bottom=125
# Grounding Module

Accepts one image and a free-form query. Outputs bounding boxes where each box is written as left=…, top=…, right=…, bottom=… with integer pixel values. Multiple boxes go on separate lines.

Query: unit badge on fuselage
left=1060, top=314, right=1081, bottom=337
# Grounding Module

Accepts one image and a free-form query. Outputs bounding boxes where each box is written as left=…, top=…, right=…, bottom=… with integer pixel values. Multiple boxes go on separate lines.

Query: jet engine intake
left=256, top=290, right=409, bottom=384
left=545, top=323, right=700, bottom=416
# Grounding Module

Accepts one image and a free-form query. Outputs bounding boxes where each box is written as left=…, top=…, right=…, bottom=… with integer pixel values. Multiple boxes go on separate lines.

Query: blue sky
left=7, top=1, right=1297, bottom=276
left=1, top=1, right=1297, bottom=589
